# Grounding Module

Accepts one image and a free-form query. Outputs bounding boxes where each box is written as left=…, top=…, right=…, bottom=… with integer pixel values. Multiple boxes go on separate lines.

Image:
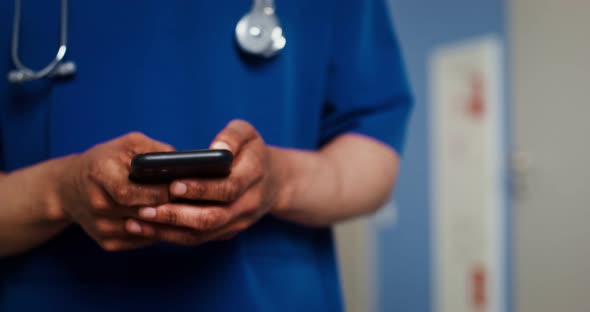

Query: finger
left=120, top=132, right=176, bottom=155
left=100, top=236, right=156, bottom=252
left=103, top=157, right=170, bottom=206
left=106, top=180, right=170, bottom=207
left=92, top=218, right=129, bottom=238
left=126, top=219, right=206, bottom=246
left=133, top=204, right=233, bottom=231
left=86, top=188, right=153, bottom=219
left=115, top=132, right=175, bottom=173
left=89, top=154, right=171, bottom=208
left=127, top=218, right=250, bottom=246
left=170, top=143, right=265, bottom=202
left=210, top=120, right=259, bottom=156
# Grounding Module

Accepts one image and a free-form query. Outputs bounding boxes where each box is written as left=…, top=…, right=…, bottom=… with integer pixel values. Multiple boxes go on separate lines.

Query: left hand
left=125, top=120, right=287, bottom=245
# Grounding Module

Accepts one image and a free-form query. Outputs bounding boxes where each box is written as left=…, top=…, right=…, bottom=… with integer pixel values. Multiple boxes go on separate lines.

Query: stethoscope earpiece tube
left=8, top=0, right=285, bottom=83
left=9, top=0, right=76, bottom=83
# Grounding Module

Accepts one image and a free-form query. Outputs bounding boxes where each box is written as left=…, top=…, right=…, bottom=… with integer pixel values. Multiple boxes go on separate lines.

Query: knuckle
left=220, top=180, right=241, bottom=202
left=229, top=119, right=252, bottom=131
left=187, top=181, right=208, bottom=198
left=119, top=148, right=135, bottom=164
left=90, top=195, right=110, bottom=212
left=94, top=219, right=115, bottom=235
left=220, top=120, right=248, bottom=140
left=146, top=188, right=168, bottom=205
left=101, top=240, right=122, bottom=252
left=160, top=208, right=179, bottom=226
left=126, top=131, right=147, bottom=142
left=87, top=160, right=102, bottom=182
left=159, top=230, right=198, bottom=246
left=242, top=203, right=258, bottom=216
left=138, top=223, right=156, bottom=237
left=113, top=186, right=131, bottom=204
left=194, top=211, right=222, bottom=231
left=104, top=157, right=119, bottom=171
left=231, top=120, right=258, bottom=138
left=89, top=158, right=117, bottom=184
left=233, top=221, right=250, bottom=233
left=251, top=162, right=264, bottom=181
left=181, top=233, right=201, bottom=245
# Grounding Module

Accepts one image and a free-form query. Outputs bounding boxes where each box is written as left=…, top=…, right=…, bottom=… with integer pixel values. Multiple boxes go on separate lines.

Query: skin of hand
left=58, top=132, right=175, bottom=251
left=0, top=117, right=398, bottom=257
left=124, top=120, right=285, bottom=245
left=124, top=119, right=400, bottom=246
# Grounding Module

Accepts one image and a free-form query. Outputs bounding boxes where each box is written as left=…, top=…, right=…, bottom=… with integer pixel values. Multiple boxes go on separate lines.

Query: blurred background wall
left=337, top=0, right=590, bottom=311
left=337, top=0, right=509, bottom=311
left=382, top=1, right=508, bottom=311
left=512, top=0, right=590, bottom=311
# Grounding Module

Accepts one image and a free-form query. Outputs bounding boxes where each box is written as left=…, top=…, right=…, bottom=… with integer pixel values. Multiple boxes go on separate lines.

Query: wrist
left=268, top=146, right=296, bottom=215
left=268, top=146, right=336, bottom=220
left=40, top=155, right=80, bottom=223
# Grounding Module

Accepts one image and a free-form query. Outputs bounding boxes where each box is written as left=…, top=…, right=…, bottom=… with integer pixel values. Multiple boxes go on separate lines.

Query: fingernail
left=127, top=219, right=142, bottom=234
left=140, top=207, right=157, bottom=219
left=172, top=182, right=187, bottom=195
left=211, top=141, right=231, bottom=152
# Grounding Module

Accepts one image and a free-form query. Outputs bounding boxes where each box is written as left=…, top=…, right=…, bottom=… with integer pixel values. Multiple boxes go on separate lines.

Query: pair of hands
left=59, top=120, right=285, bottom=251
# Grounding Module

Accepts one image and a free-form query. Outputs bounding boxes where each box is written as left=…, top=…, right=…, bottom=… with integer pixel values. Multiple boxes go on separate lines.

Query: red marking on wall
left=466, top=73, right=485, bottom=120
left=471, top=264, right=487, bottom=310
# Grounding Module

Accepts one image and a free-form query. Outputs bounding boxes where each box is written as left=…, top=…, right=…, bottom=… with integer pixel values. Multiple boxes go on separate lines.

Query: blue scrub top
left=0, top=0, right=412, bottom=311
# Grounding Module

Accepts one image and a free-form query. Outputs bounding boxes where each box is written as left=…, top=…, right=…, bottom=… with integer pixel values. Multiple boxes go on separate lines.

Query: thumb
left=210, top=119, right=259, bottom=156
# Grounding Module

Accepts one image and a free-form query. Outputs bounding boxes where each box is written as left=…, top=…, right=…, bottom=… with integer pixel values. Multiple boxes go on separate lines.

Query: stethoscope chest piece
left=235, top=0, right=286, bottom=59
left=8, top=0, right=286, bottom=83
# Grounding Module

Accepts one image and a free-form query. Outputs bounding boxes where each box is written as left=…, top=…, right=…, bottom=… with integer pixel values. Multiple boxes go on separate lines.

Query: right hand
left=59, top=132, right=174, bottom=251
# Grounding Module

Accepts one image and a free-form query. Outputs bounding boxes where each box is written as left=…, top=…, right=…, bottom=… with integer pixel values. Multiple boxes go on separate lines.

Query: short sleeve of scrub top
left=320, top=0, right=412, bottom=152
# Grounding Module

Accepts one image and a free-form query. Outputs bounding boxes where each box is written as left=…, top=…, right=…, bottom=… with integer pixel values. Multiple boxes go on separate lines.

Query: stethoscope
left=7, top=0, right=286, bottom=84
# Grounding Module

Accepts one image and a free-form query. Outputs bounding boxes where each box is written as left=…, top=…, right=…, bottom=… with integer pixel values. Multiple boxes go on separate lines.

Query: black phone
left=129, top=149, right=233, bottom=184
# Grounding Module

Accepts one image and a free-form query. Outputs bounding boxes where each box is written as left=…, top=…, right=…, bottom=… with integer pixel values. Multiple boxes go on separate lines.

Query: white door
left=512, top=1, right=590, bottom=311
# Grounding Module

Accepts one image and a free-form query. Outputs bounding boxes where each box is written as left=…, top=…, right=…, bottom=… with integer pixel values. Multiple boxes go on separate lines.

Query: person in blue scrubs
left=0, top=0, right=412, bottom=311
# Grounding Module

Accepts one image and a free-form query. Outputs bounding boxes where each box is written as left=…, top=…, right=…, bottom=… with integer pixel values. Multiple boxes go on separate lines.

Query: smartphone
left=129, top=149, right=233, bottom=184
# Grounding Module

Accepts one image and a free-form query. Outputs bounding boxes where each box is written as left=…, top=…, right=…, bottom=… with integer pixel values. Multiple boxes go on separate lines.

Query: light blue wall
left=376, top=1, right=509, bottom=311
